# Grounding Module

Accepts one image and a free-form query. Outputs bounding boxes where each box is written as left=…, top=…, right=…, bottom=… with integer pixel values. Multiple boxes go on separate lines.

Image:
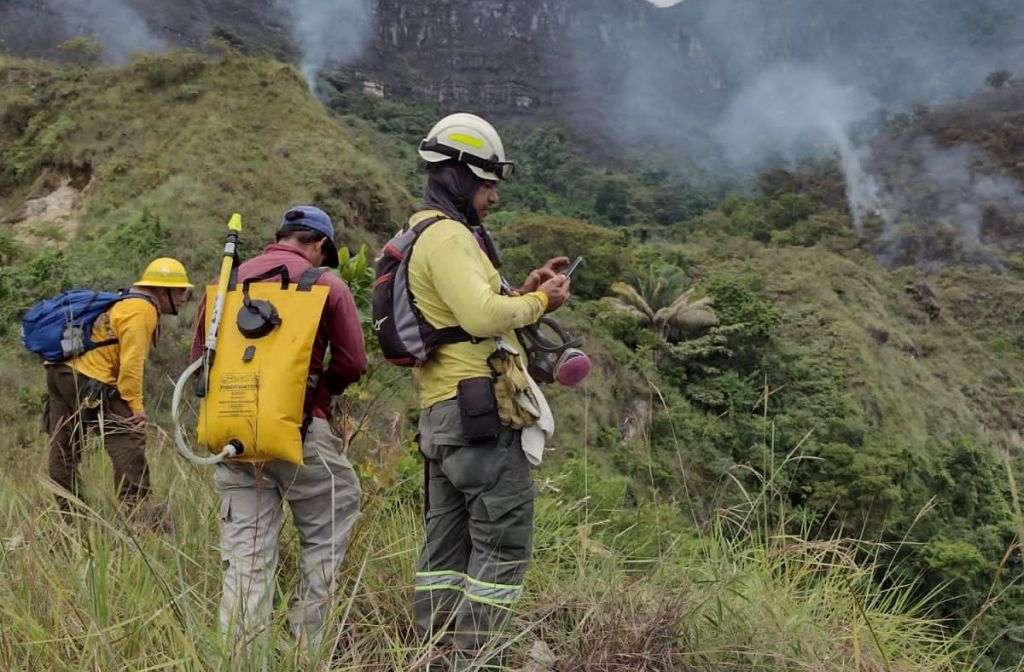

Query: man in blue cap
left=190, top=205, right=366, bottom=660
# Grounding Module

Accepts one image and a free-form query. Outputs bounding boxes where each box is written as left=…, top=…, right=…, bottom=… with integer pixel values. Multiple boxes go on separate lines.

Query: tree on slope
left=606, top=269, right=719, bottom=343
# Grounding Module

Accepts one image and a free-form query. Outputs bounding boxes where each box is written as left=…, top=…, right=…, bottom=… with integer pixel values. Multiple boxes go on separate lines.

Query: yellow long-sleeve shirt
left=69, top=297, right=159, bottom=413
left=406, top=211, right=548, bottom=407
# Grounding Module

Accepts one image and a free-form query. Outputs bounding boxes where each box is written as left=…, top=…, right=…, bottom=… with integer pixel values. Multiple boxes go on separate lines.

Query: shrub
left=132, top=51, right=207, bottom=90
left=0, top=249, right=69, bottom=336
left=764, top=193, right=813, bottom=230
left=705, top=275, right=782, bottom=339
left=985, top=69, right=1013, bottom=90
left=73, top=208, right=166, bottom=286
left=56, top=38, right=102, bottom=67
left=0, top=92, right=40, bottom=136
left=4, top=113, right=78, bottom=178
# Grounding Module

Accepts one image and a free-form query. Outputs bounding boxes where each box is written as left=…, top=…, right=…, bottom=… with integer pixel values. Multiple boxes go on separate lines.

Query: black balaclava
left=422, top=160, right=484, bottom=228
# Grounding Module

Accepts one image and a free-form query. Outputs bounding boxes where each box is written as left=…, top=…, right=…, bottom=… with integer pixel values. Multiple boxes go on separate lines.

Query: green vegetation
left=3, top=50, right=1024, bottom=669
left=0, top=434, right=973, bottom=670
left=986, top=70, right=1013, bottom=90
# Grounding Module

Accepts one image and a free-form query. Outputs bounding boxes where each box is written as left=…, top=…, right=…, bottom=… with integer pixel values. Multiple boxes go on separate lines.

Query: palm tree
left=606, top=270, right=719, bottom=343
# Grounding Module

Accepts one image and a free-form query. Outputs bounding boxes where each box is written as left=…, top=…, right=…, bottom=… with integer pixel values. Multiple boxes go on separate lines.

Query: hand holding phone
left=538, top=273, right=571, bottom=312
left=520, top=256, right=575, bottom=295
left=562, top=256, right=583, bottom=278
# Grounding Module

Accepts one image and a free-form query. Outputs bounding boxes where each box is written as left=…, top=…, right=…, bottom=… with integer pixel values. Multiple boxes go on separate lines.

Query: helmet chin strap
left=165, top=288, right=178, bottom=316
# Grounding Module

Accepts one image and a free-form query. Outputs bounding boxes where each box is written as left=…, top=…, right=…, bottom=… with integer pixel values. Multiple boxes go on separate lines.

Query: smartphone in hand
left=562, top=256, right=583, bottom=278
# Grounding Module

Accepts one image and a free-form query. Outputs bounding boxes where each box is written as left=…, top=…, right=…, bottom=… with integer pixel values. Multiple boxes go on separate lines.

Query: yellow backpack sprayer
left=172, top=214, right=243, bottom=465
left=172, top=214, right=329, bottom=465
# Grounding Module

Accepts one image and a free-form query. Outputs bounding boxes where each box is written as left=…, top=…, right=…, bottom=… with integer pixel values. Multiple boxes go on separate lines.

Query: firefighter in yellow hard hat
left=44, top=256, right=193, bottom=523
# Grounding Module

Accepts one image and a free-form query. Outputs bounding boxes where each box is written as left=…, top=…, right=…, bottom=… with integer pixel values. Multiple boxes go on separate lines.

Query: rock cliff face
left=0, top=0, right=724, bottom=140
left=348, top=0, right=723, bottom=132
left=3, top=0, right=1020, bottom=148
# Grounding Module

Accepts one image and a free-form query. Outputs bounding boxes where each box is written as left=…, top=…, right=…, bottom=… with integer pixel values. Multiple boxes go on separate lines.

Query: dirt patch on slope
left=2, top=163, right=93, bottom=247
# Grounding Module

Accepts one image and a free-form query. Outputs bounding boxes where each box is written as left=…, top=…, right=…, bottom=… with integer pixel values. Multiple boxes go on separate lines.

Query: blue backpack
left=21, top=289, right=156, bottom=362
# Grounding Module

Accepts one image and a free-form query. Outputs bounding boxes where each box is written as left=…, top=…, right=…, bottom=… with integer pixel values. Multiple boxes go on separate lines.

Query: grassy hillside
left=0, top=49, right=411, bottom=326
left=2, top=50, right=1023, bottom=670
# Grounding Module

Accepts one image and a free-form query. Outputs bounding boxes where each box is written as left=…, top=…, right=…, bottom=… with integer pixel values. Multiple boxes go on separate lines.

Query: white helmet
left=418, top=113, right=515, bottom=181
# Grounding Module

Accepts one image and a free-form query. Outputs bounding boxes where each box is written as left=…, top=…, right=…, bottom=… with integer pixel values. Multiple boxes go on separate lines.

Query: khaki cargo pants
left=414, top=399, right=537, bottom=669
left=215, top=417, right=362, bottom=654
left=45, top=364, right=150, bottom=511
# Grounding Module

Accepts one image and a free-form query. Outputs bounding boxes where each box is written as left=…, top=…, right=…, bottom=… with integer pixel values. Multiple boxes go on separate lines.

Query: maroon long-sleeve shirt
left=191, top=243, right=367, bottom=421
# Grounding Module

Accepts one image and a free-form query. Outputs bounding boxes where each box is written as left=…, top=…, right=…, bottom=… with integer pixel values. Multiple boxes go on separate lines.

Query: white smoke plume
left=282, top=0, right=377, bottom=91
left=714, top=65, right=889, bottom=231
left=683, top=0, right=1024, bottom=113
left=52, top=0, right=166, bottom=64
left=571, top=0, right=1024, bottom=263
left=877, top=137, right=1024, bottom=267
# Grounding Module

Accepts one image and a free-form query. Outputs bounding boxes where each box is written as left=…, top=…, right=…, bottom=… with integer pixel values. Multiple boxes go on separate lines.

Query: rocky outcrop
left=3, top=0, right=1020, bottom=149
left=0, top=0, right=724, bottom=140
left=347, top=0, right=722, bottom=133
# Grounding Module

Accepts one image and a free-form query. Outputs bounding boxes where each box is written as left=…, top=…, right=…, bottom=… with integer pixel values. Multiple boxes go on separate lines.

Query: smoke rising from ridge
left=876, top=138, right=1024, bottom=269
left=682, top=0, right=1024, bottom=111
left=573, top=0, right=1024, bottom=267
left=282, top=0, right=376, bottom=91
left=52, top=0, right=166, bottom=63
left=714, top=65, right=887, bottom=231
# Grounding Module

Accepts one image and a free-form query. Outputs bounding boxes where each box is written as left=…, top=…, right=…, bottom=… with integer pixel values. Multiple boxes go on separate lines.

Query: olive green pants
left=45, top=364, right=150, bottom=511
left=414, top=399, right=537, bottom=669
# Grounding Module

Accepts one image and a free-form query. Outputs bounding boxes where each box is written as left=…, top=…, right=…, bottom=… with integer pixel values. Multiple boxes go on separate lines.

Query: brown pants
left=45, top=364, right=150, bottom=510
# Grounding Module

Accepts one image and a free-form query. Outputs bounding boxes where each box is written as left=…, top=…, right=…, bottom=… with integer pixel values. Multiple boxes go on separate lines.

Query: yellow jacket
left=69, top=297, right=159, bottom=413
left=406, top=211, right=548, bottom=407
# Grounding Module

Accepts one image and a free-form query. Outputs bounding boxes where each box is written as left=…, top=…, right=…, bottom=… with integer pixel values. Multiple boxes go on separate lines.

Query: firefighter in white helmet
left=400, top=113, right=570, bottom=670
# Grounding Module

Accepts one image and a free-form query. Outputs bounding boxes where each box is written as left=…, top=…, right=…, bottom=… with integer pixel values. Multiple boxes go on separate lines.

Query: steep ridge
left=0, top=0, right=723, bottom=139
left=3, top=0, right=1021, bottom=142
left=2, top=51, right=1024, bottom=667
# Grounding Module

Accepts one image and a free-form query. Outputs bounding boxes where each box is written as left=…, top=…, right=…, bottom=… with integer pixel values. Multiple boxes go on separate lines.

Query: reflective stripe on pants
left=413, top=399, right=537, bottom=664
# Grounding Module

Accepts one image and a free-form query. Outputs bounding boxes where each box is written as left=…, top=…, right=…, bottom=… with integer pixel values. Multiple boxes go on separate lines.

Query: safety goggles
left=419, top=139, right=516, bottom=180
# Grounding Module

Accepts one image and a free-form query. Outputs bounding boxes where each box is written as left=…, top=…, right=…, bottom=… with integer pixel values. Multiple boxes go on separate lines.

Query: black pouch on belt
left=78, top=377, right=109, bottom=425
left=457, top=376, right=501, bottom=443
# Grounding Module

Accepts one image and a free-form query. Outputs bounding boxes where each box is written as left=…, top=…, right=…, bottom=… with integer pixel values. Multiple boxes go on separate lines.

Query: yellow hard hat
left=134, top=257, right=194, bottom=288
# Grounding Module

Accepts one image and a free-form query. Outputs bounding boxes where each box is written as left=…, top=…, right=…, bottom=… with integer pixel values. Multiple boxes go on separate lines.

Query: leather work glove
left=488, top=347, right=541, bottom=429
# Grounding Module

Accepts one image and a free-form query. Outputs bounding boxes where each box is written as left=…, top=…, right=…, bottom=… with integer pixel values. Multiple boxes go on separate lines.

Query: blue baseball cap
left=281, top=205, right=339, bottom=268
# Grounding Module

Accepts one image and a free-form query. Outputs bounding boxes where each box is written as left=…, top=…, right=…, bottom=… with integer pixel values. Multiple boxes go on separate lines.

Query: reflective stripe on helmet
left=418, top=113, right=513, bottom=181
left=419, top=138, right=516, bottom=180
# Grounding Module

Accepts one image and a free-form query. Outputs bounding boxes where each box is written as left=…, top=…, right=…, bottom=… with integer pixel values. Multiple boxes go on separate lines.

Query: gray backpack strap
left=297, top=266, right=328, bottom=292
